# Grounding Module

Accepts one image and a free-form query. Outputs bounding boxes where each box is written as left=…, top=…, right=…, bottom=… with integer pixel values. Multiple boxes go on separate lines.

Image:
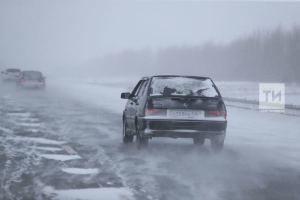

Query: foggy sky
left=1, top=1, right=300, bottom=75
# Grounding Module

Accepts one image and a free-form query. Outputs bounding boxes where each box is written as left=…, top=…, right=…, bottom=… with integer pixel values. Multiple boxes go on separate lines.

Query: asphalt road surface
left=1, top=80, right=300, bottom=200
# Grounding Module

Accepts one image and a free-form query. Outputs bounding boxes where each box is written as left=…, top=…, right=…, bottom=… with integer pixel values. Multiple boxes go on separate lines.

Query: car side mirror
left=121, top=93, right=130, bottom=99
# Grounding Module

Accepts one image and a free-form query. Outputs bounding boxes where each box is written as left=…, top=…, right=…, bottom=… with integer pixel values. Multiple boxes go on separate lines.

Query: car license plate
left=167, top=109, right=204, bottom=119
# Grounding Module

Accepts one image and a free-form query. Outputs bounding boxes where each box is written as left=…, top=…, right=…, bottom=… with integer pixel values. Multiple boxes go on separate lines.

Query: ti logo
left=259, top=83, right=285, bottom=112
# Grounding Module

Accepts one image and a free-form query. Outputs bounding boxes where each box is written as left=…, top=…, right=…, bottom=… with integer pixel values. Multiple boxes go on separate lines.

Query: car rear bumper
left=19, top=83, right=45, bottom=89
left=139, top=118, right=227, bottom=139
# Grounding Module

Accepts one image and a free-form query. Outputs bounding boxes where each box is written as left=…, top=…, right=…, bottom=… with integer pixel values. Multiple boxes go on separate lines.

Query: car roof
left=22, top=70, right=42, bottom=73
left=141, top=75, right=211, bottom=80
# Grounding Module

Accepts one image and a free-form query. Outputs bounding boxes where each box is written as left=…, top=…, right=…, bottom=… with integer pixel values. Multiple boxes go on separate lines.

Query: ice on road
left=44, top=186, right=134, bottom=200
left=41, top=154, right=81, bottom=161
left=61, top=168, right=100, bottom=175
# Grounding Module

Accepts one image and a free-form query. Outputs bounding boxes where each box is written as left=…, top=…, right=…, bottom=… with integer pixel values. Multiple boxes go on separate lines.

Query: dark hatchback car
left=16, top=71, right=46, bottom=90
left=121, top=75, right=227, bottom=150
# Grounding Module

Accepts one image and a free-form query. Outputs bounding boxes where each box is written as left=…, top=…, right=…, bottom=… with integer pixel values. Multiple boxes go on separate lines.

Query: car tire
left=123, top=122, right=133, bottom=144
left=193, top=136, right=205, bottom=145
left=211, top=139, right=224, bottom=151
left=136, top=124, right=148, bottom=148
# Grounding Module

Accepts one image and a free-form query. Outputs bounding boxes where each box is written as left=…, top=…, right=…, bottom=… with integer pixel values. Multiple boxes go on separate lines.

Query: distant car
left=1, top=68, right=21, bottom=82
left=121, top=75, right=227, bottom=151
left=16, top=71, right=46, bottom=90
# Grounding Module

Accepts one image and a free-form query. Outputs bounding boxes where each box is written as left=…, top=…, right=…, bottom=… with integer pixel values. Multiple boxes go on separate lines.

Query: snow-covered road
left=0, top=78, right=300, bottom=200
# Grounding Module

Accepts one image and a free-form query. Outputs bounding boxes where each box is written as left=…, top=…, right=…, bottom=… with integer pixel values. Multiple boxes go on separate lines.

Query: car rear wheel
left=123, top=122, right=133, bottom=144
left=136, top=124, right=148, bottom=148
left=211, top=139, right=224, bottom=151
left=193, top=136, right=205, bottom=145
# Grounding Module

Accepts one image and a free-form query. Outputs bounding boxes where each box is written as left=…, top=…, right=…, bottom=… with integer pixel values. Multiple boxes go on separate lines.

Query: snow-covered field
left=52, top=76, right=300, bottom=106
left=1, top=77, right=300, bottom=200
left=216, top=81, right=300, bottom=106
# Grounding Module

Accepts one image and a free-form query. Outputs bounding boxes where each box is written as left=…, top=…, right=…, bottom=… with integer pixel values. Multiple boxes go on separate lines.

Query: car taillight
left=143, top=109, right=166, bottom=117
left=20, top=79, right=25, bottom=82
left=40, top=79, right=45, bottom=83
left=205, top=111, right=227, bottom=119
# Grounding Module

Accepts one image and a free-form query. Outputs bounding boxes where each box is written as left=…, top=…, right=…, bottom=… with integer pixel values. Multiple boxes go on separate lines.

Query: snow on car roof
left=142, top=75, right=211, bottom=80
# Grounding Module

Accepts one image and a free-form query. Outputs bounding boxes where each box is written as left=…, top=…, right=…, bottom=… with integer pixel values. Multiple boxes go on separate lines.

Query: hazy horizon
left=1, top=1, right=300, bottom=77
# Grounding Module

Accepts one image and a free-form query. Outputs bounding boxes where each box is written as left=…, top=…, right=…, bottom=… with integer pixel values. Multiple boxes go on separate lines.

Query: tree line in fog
left=96, top=25, right=300, bottom=83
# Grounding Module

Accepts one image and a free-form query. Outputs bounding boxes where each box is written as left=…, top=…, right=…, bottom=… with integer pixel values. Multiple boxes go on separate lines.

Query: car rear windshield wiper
left=187, top=88, right=209, bottom=96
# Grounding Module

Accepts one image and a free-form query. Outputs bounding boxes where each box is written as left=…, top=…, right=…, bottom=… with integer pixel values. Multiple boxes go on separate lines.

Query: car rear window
left=7, top=69, right=21, bottom=73
left=23, top=71, right=43, bottom=78
left=150, top=77, right=219, bottom=97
